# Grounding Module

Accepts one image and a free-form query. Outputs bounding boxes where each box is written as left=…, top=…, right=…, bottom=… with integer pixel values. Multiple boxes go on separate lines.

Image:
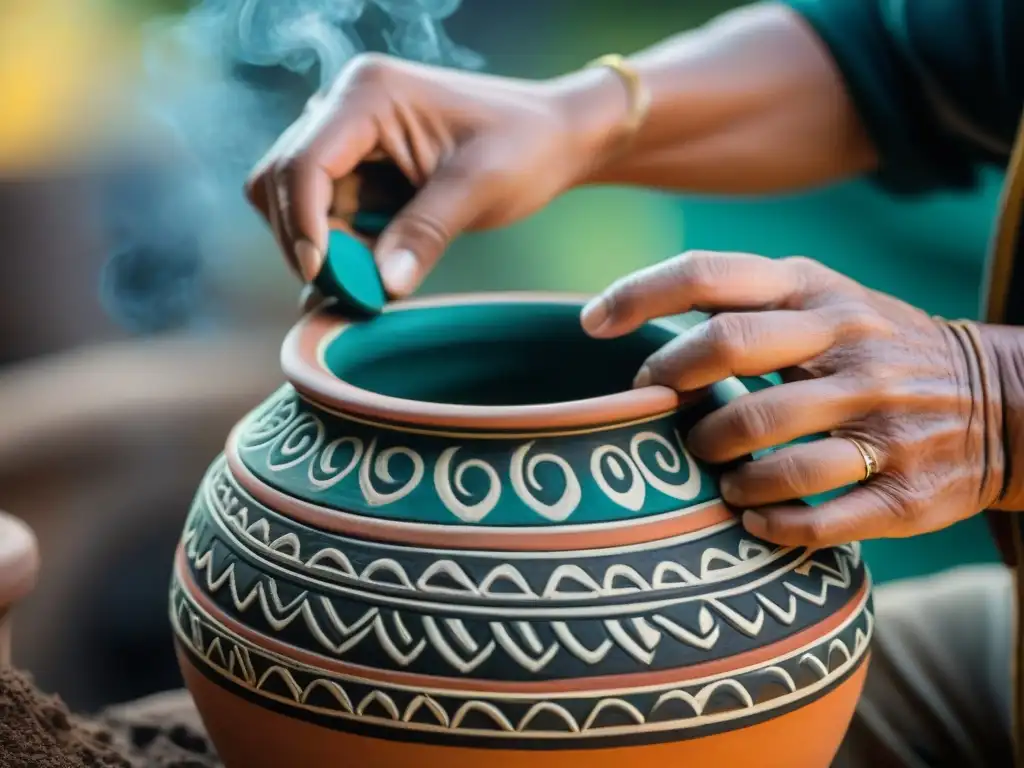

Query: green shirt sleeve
left=779, top=0, right=1020, bottom=194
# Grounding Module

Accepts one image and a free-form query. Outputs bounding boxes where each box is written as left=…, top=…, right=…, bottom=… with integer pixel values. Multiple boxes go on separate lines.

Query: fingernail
left=294, top=239, right=324, bottom=283
left=581, top=295, right=611, bottom=336
left=719, top=474, right=736, bottom=501
left=633, top=365, right=652, bottom=388
left=379, top=249, right=420, bottom=296
left=742, top=510, right=768, bottom=538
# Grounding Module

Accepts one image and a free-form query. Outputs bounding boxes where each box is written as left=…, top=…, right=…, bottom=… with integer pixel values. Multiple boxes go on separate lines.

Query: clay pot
left=0, top=511, right=40, bottom=666
left=171, top=293, right=872, bottom=768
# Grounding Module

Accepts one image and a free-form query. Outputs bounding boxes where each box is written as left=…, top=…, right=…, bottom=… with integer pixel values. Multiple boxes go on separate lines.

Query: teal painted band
left=235, top=388, right=721, bottom=526
left=241, top=300, right=793, bottom=526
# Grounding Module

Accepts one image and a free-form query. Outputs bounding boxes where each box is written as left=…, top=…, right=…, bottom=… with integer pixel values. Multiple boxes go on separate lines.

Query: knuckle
left=780, top=255, right=823, bottom=274
left=675, top=250, right=727, bottom=295
left=394, top=210, right=453, bottom=252
left=727, top=469, right=767, bottom=506
left=757, top=511, right=825, bottom=547
left=704, top=314, right=747, bottom=367
left=796, top=515, right=833, bottom=547
left=643, top=356, right=675, bottom=389
left=858, top=363, right=902, bottom=405
left=719, top=470, right=749, bottom=504
left=773, top=452, right=816, bottom=493
left=489, top=166, right=522, bottom=190
left=346, top=52, right=394, bottom=85
left=829, top=303, right=894, bottom=340
left=728, top=401, right=777, bottom=444
left=471, top=159, right=519, bottom=191
left=855, top=361, right=891, bottom=382
left=781, top=255, right=830, bottom=284
left=781, top=255, right=845, bottom=296
left=752, top=512, right=784, bottom=541
left=272, top=153, right=310, bottom=184
left=857, top=311, right=894, bottom=339
left=602, top=277, right=643, bottom=323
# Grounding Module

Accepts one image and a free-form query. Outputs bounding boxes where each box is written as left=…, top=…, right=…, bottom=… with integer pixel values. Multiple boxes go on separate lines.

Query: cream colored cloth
left=834, top=565, right=1014, bottom=767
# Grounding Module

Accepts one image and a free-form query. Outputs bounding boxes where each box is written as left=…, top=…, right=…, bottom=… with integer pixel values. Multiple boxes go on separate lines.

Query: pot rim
left=281, top=291, right=686, bottom=431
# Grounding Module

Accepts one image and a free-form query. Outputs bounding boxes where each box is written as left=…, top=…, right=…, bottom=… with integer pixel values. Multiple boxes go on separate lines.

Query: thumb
left=374, top=164, right=492, bottom=297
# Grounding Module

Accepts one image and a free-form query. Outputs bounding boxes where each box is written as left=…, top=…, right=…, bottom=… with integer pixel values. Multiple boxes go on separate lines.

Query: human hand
left=580, top=251, right=1005, bottom=547
left=245, top=53, right=631, bottom=298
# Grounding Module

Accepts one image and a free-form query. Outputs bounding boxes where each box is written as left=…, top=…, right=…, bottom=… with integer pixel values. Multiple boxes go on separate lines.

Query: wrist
left=973, top=324, right=1024, bottom=511
left=939, top=321, right=1003, bottom=509
left=544, top=62, right=645, bottom=189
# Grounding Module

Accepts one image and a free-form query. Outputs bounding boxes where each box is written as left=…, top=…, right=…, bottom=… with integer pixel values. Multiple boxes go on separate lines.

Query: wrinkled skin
left=581, top=250, right=1001, bottom=548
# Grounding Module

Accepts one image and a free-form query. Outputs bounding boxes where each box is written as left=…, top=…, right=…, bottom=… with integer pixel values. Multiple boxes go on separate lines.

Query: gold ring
left=846, top=437, right=880, bottom=482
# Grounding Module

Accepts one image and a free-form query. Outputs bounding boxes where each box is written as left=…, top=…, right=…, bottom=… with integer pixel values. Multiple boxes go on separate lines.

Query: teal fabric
left=781, top=0, right=1021, bottom=193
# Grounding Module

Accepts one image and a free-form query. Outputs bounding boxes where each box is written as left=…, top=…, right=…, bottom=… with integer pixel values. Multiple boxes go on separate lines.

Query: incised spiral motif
left=235, top=387, right=717, bottom=526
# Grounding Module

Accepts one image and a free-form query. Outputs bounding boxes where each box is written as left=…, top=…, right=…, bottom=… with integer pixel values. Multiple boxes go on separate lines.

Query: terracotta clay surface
left=172, top=294, right=873, bottom=767
left=180, top=653, right=866, bottom=768
left=280, top=293, right=683, bottom=429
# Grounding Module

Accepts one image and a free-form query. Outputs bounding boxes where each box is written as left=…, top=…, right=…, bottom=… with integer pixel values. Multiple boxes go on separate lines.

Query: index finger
left=253, top=61, right=391, bottom=276
left=270, top=96, right=378, bottom=270
left=245, top=110, right=322, bottom=276
left=581, top=251, right=815, bottom=339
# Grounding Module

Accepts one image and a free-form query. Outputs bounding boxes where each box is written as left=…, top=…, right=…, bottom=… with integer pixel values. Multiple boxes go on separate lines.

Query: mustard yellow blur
left=0, top=0, right=139, bottom=171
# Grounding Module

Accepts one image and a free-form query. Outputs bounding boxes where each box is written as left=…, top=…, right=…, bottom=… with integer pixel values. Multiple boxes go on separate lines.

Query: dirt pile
left=0, top=668, right=220, bottom=768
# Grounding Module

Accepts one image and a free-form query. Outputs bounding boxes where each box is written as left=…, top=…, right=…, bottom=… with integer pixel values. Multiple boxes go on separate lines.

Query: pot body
left=171, top=296, right=872, bottom=768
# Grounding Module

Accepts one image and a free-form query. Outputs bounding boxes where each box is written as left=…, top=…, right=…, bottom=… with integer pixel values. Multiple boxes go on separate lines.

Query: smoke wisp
left=101, top=0, right=482, bottom=333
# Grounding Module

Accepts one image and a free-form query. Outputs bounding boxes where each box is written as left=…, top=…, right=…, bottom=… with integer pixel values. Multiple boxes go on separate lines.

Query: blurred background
left=0, top=0, right=1003, bottom=715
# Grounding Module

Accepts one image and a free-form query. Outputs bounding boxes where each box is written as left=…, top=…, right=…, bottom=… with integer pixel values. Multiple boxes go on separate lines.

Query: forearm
left=554, top=2, right=877, bottom=194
